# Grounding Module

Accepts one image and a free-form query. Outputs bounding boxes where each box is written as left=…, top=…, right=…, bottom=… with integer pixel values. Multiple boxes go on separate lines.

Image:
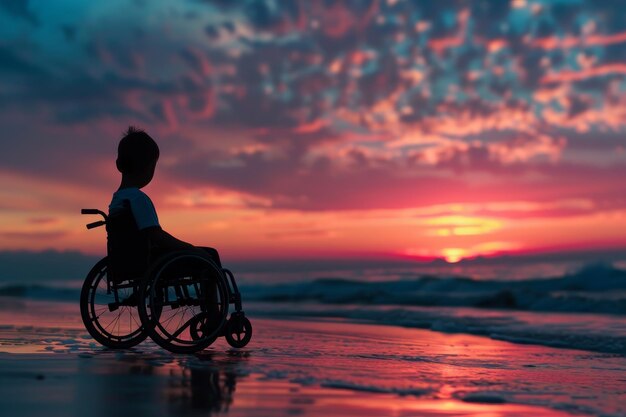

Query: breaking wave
left=242, top=262, right=626, bottom=315
left=2, top=262, right=626, bottom=315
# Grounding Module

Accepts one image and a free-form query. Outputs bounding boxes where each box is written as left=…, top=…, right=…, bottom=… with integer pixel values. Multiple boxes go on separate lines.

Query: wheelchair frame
left=80, top=208, right=252, bottom=353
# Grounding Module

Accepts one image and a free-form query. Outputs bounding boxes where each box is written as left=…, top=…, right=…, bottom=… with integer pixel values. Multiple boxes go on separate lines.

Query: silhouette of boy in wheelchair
left=81, top=127, right=251, bottom=353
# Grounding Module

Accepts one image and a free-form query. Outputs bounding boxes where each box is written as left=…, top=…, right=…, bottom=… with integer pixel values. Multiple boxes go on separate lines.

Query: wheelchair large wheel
left=138, top=252, right=229, bottom=354
left=80, top=257, right=148, bottom=349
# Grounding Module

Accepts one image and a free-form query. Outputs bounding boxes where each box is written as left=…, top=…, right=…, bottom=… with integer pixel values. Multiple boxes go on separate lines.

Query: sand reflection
left=166, top=355, right=238, bottom=414
left=72, top=352, right=245, bottom=417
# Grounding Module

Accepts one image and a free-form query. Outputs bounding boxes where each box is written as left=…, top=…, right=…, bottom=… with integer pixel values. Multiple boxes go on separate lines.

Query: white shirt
left=109, top=188, right=160, bottom=230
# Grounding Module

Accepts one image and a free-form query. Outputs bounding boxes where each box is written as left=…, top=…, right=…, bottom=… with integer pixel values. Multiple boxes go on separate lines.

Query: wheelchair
left=79, top=208, right=252, bottom=353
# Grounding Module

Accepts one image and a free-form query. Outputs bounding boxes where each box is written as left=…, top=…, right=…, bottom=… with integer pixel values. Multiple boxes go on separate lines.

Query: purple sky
left=1, top=0, right=626, bottom=261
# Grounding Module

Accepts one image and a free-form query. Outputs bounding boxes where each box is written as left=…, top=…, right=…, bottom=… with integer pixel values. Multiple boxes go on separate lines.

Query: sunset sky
left=1, top=0, right=626, bottom=263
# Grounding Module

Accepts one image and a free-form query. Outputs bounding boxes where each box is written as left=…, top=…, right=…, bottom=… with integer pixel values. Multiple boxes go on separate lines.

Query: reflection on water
left=74, top=351, right=248, bottom=417
left=167, top=354, right=238, bottom=415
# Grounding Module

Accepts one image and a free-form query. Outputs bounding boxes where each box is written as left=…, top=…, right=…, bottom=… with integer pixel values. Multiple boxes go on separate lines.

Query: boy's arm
left=142, top=226, right=194, bottom=250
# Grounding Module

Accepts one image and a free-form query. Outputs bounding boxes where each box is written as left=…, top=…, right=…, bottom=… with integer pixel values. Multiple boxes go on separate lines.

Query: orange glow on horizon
left=4, top=195, right=626, bottom=261
left=3, top=169, right=626, bottom=261
left=425, top=215, right=504, bottom=237
left=442, top=248, right=465, bottom=263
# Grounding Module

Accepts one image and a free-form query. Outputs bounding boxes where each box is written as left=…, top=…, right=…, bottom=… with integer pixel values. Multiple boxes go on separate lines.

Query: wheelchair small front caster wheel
left=225, top=315, right=252, bottom=348
left=189, top=313, right=221, bottom=344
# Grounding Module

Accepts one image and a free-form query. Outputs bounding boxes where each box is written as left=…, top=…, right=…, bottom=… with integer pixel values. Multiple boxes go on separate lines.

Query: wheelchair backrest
left=107, top=201, right=150, bottom=282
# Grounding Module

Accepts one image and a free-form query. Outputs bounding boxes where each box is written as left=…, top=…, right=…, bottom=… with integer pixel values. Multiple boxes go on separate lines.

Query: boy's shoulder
left=109, top=188, right=159, bottom=228
left=110, top=188, right=153, bottom=212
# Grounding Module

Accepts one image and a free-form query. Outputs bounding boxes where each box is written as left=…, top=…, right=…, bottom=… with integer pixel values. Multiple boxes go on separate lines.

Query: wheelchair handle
left=81, top=208, right=107, bottom=218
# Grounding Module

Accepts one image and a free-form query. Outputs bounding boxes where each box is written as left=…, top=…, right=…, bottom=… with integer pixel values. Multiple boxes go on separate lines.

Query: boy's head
left=116, top=126, right=160, bottom=185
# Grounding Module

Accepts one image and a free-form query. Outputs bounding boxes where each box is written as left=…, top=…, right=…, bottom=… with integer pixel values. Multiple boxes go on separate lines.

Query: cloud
left=265, top=228, right=335, bottom=240
left=0, top=0, right=38, bottom=25
left=166, top=142, right=472, bottom=210
left=1, top=0, right=626, bottom=259
left=1, top=0, right=623, bottom=139
left=541, top=64, right=626, bottom=84
left=0, top=230, right=68, bottom=240
left=0, top=44, right=48, bottom=77
left=27, top=217, right=60, bottom=225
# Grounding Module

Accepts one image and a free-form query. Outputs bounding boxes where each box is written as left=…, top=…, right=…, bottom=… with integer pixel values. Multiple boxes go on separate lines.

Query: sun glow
left=425, top=215, right=503, bottom=237
left=442, top=248, right=466, bottom=263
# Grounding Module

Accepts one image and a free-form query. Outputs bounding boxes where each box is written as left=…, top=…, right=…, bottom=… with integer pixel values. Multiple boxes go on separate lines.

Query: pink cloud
left=530, top=31, right=626, bottom=50
left=541, top=64, right=626, bottom=84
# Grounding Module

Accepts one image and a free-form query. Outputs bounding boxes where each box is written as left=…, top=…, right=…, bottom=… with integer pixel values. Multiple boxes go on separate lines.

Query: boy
left=109, top=126, right=221, bottom=268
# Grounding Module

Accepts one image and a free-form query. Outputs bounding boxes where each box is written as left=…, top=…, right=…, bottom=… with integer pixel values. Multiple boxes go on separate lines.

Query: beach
left=1, top=297, right=625, bottom=417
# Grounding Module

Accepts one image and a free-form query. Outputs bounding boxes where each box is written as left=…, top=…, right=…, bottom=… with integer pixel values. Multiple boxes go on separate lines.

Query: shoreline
left=3, top=295, right=626, bottom=357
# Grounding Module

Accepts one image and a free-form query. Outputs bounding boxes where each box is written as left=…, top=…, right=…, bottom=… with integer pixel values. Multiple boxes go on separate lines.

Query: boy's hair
left=116, top=126, right=160, bottom=173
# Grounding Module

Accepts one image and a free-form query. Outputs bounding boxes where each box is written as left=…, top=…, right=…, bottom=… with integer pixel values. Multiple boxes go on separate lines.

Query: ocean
left=1, top=257, right=626, bottom=416
left=2, top=258, right=626, bottom=355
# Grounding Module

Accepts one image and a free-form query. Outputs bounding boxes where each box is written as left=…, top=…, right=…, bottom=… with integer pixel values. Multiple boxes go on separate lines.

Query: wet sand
left=1, top=298, right=625, bottom=416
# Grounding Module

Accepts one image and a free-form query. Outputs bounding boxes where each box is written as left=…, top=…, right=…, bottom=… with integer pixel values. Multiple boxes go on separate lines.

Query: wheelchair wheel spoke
left=81, top=259, right=147, bottom=348
left=102, top=315, right=116, bottom=331
left=165, top=315, right=195, bottom=342
left=161, top=311, right=176, bottom=326
left=103, top=312, right=121, bottom=332
left=160, top=310, right=180, bottom=327
left=130, top=311, right=141, bottom=329
left=124, top=307, right=130, bottom=334
left=175, top=307, right=186, bottom=333
left=116, top=309, right=123, bottom=336
left=121, top=309, right=129, bottom=334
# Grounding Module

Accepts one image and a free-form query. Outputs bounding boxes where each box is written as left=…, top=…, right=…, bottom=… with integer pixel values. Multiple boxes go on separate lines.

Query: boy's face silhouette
left=116, top=128, right=160, bottom=190
left=135, top=158, right=157, bottom=189
left=118, top=157, right=157, bottom=189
